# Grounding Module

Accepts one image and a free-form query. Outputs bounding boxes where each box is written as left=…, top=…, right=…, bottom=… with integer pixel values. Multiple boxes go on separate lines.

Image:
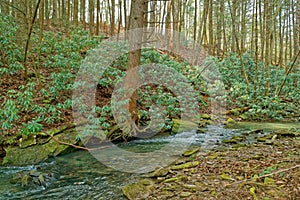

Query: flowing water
left=0, top=123, right=299, bottom=199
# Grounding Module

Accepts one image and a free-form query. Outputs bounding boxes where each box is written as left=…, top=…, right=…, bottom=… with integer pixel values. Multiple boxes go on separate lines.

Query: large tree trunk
left=126, top=0, right=146, bottom=131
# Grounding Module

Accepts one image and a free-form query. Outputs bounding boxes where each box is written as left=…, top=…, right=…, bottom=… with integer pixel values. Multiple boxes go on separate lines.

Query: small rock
left=163, top=177, right=180, bottom=183
left=171, top=161, right=200, bottom=170
left=38, top=174, right=46, bottom=186
left=180, top=192, right=191, bottom=197
left=201, top=114, right=211, bottom=120
left=183, top=147, right=200, bottom=157
left=264, top=177, right=275, bottom=185
left=227, top=118, right=236, bottom=124
left=220, top=173, right=234, bottom=181
left=145, top=167, right=169, bottom=178
left=183, top=184, right=197, bottom=190
left=21, top=174, right=32, bottom=187
left=122, top=179, right=154, bottom=200
left=239, top=114, right=248, bottom=120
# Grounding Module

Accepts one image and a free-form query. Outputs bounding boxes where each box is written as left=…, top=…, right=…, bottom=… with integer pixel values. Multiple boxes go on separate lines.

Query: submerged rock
left=122, top=179, right=154, bottom=200
left=11, top=170, right=55, bottom=187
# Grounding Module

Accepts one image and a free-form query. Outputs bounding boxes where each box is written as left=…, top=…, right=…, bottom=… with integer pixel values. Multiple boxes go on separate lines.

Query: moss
left=183, top=147, right=200, bottom=157
left=2, top=128, right=78, bottom=166
left=220, top=173, right=233, bottom=181
left=172, top=119, right=198, bottom=134
left=171, top=161, right=200, bottom=170
left=180, top=191, right=192, bottom=197
left=19, top=134, right=37, bottom=148
left=163, top=177, right=181, bottom=183
left=146, top=167, right=169, bottom=178
left=200, top=114, right=211, bottom=120
left=122, top=179, right=154, bottom=200
left=222, top=136, right=245, bottom=144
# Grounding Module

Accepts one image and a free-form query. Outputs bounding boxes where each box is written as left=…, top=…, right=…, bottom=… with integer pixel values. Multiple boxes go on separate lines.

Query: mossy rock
left=231, top=143, right=248, bottom=149
left=170, top=161, right=200, bottom=170
left=122, top=179, right=154, bottom=200
left=227, top=118, right=236, bottom=124
left=223, top=118, right=237, bottom=128
left=163, top=177, right=181, bottom=183
left=239, top=114, right=248, bottom=120
left=11, top=170, right=55, bottom=187
left=3, top=128, right=78, bottom=166
left=275, top=131, right=300, bottom=137
left=264, top=177, right=275, bottom=185
left=256, top=134, right=274, bottom=142
left=220, top=173, right=233, bottom=181
left=19, top=134, right=37, bottom=148
left=242, top=129, right=264, bottom=136
left=180, top=191, right=192, bottom=197
left=145, top=167, right=169, bottom=178
left=200, top=114, right=211, bottom=120
left=222, top=136, right=245, bottom=144
left=183, top=147, right=200, bottom=157
left=172, top=119, right=197, bottom=133
left=227, top=107, right=250, bottom=115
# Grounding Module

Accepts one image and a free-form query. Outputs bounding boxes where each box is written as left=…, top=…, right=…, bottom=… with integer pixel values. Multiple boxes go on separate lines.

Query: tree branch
left=277, top=49, right=300, bottom=96
left=0, top=0, right=26, bottom=16
left=225, top=164, right=300, bottom=187
left=23, top=0, right=42, bottom=79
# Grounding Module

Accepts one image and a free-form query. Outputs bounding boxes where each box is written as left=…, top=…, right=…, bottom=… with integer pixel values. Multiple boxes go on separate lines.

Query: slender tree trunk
left=45, top=0, right=49, bottom=24
left=293, top=0, right=299, bottom=86
left=23, top=0, right=42, bottom=79
left=161, top=1, right=167, bottom=34
left=110, top=0, right=115, bottom=35
left=199, top=0, right=209, bottom=46
left=165, top=1, right=172, bottom=48
left=240, top=0, right=246, bottom=53
left=221, top=0, right=226, bottom=53
left=216, top=0, right=222, bottom=56
left=123, top=0, right=127, bottom=31
left=74, top=0, right=78, bottom=23
left=96, top=0, right=100, bottom=35
left=230, top=0, right=237, bottom=52
left=254, top=0, right=259, bottom=93
left=264, top=0, right=271, bottom=96
left=259, top=0, right=264, bottom=59
left=278, top=6, right=283, bottom=66
left=193, top=0, right=198, bottom=41
left=62, top=0, right=65, bottom=20
left=208, top=0, right=213, bottom=54
left=89, top=0, right=94, bottom=35
left=52, top=0, right=57, bottom=19
left=117, top=0, right=122, bottom=36
left=150, top=0, right=156, bottom=28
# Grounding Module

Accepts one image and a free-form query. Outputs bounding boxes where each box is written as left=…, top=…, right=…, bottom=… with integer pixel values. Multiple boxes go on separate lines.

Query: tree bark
left=126, top=0, right=146, bottom=132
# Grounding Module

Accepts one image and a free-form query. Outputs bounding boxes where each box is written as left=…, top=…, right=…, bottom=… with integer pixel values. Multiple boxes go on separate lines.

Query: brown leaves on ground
left=147, top=137, right=300, bottom=200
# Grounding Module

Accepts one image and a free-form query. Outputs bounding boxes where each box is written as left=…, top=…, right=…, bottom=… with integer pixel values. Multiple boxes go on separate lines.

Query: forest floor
left=123, top=132, right=300, bottom=199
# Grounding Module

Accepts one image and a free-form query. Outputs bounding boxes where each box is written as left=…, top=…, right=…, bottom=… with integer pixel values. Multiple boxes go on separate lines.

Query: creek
left=0, top=122, right=299, bottom=199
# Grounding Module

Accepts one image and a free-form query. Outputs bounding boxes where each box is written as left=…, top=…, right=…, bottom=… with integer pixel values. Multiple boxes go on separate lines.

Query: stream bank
left=122, top=123, right=300, bottom=200
left=0, top=122, right=299, bottom=199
